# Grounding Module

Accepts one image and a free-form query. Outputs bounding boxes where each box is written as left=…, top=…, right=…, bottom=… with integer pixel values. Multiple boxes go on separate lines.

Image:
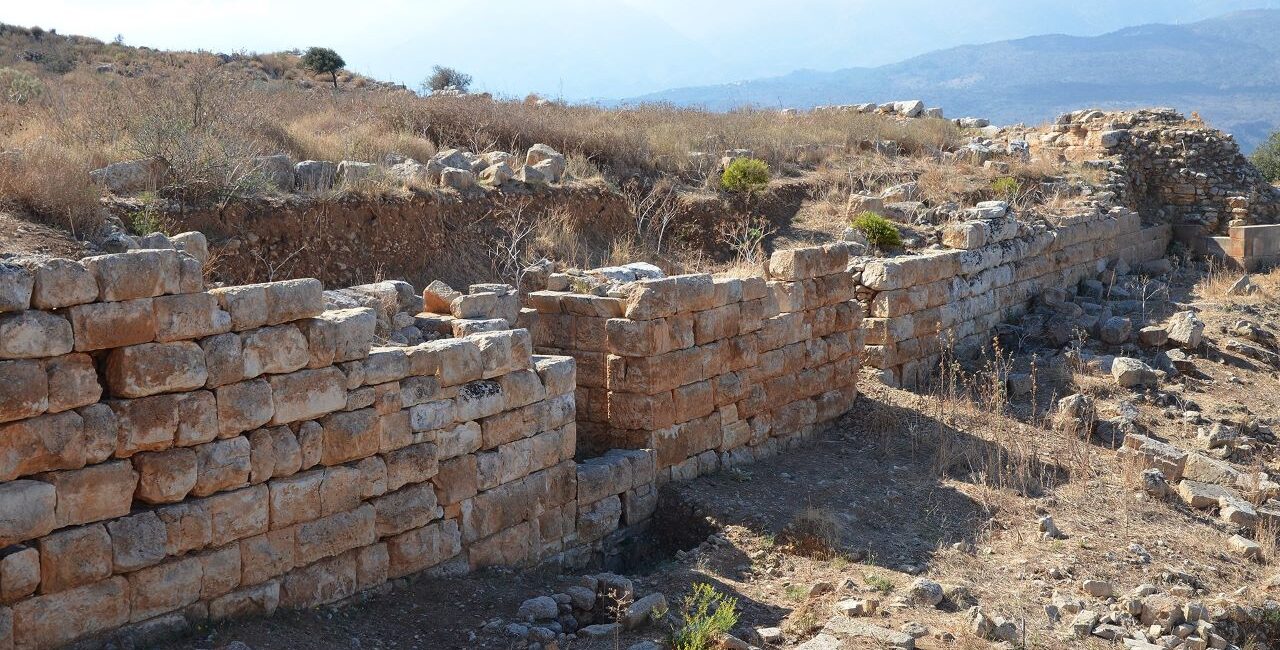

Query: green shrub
left=300, top=46, right=345, bottom=89
left=0, top=68, right=43, bottom=104
left=991, top=175, right=1020, bottom=198
left=720, top=157, right=770, bottom=193
left=865, top=574, right=895, bottom=594
left=1251, top=131, right=1280, bottom=183
left=670, top=583, right=739, bottom=650
left=851, top=211, right=902, bottom=249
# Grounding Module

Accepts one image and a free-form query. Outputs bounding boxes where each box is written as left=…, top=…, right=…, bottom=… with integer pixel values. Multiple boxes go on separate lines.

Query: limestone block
left=78, top=404, right=118, bottom=464
left=133, top=448, right=197, bottom=503
left=193, top=437, right=251, bottom=497
left=386, top=519, right=461, bottom=578
left=68, top=298, right=156, bottom=351
left=0, top=410, right=87, bottom=481
left=242, top=324, right=310, bottom=378
left=297, top=308, right=375, bottom=367
left=263, top=279, right=325, bottom=325
left=624, top=278, right=680, bottom=320
left=0, top=310, right=73, bottom=359
left=154, top=292, right=231, bottom=342
left=239, top=528, right=296, bottom=585
left=127, top=555, right=202, bottom=622
left=204, top=485, right=270, bottom=547
left=294, top=505, right=376, bottom=565
left=268, top=426, right=302, bottom=478
left=28, top=258, right=97, bottom=309
left=37, top=523, right=112, bottom=593
left=319, top=465, right=364, bottom=517
left=216, top=379, right=275, bottom=437
left=297, top=421, right=323, bottom=469
left=363, top=348, right=409, bottom=385
left=105, top=511, right=167, bottom=572
left=196, top=544, right=240, bottom=599
left=498, top=370, right=546, bottom=411
left=81, top=249, right=181, bottom=301
left=373, top=483, right=442, bottom=537
left=208, top=580, right=278, bottom=621
left=104, top=341, right=208, bottom=398
left=268, top=368, right=347, bottom=424
left=319, top=408, right=379, bottom=466
left=44, top=353, right=100, bottom=413
left=279, top=550, right=358, bottom=609
left=209, top=285, right=268, bottom=331
left=433, top=454, right=478, bottom=506
left=200, top=332, right=245, bottom=388
left=357, top=455, right=387, bottom=499
left=533, top=356, right=575, bottom=397
left=577, top=495, right=621, bottom=543
left=0, top=482, right=53, bottom=549
left=0, top=546, right=39, bottom=604
left=0, top=263, right=32, bottom=313
left=384, top=442, right=439, bottom=492
left=41, top=460, right=137, bottom=527
left=0, top=359, right=47, bottom=423
left=12, top=576, right=129, bottom=649
left=456, top=380, right=505, bottom=422
left=436, top=422, right=481, bottom=461
left=695, top=304, right=740, bottom=344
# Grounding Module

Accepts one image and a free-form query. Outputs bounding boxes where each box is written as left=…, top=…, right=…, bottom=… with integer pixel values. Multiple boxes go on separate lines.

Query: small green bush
left=851, top=211, right=902, bottom=249
left=865, top=574, right=895, bottom=594
left=720, top=157, right=770, bottom=193
left=0, top=68, right=43, bottom=105
left=1251, top=131, right=1280, bottom=183
left=670, top=583, right=739, bottom=650
left=992, top=175, right=1020, bottom=198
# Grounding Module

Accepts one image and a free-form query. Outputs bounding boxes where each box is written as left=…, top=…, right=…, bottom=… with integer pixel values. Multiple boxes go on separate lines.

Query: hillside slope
left=628, top=9, right=1280, bottom=151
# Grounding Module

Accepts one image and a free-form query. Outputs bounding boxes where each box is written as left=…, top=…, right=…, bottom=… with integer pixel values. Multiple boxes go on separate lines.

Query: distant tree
left=423, top=65, right=472, bottom=93
left=301, top=46, right=345, bottom=89
left=113, top=34, right=125, bottom=46
left=1251, top=131, right=1280, bottom=183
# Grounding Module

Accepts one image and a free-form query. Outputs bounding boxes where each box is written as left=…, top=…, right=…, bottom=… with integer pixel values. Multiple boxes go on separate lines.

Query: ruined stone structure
left=526, top=244, right=862, bottom=479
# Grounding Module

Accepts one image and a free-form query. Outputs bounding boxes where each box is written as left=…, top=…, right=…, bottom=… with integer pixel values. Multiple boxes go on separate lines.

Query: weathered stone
left=37, top=523, right=112, bottom=593
left=68, top=298, right=156, bottom=351
left=104, top=341, right=208, bottom=398
left=268, top=368, right=346, bottom=424
left=0, top=310, right=72, bottom=359
left=12, top=576, right=130, bottom=648
left=42, top=460, right=138, bottom=527
left=28, top=259, right=98, bottom=309
left=1166, top=311, right=1204, bottom=349
left=81, top=249, right=181, bottom=301
left=105, top=511, right=168, bottom=572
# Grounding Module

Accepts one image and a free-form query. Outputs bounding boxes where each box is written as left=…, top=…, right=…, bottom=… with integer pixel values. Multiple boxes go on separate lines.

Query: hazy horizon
left=6, top=0, right=1280, bottom=100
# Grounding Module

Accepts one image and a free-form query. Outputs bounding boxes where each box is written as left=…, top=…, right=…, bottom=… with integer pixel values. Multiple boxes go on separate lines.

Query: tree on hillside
left=301, top=46, right=345, bottom=90
left=1251, top=131, right=1280, bottom=183
left=423, top=65, right=472, bottom=93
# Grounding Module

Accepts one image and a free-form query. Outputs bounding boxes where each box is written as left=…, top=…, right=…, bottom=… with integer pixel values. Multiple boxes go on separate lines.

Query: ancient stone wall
left=855, top=208, right=1171, bottom=387
left=0, top=246, right=596, bottom=649
left=526, top=244, right=864, bottom=481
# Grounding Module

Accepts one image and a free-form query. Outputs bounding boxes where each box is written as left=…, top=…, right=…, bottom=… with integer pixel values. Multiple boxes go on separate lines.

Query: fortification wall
left=855, top=207, right=1170, bottom=387
left=0, top=244, right=613, bottom=649
left=526, top=244, right=863, bottom=481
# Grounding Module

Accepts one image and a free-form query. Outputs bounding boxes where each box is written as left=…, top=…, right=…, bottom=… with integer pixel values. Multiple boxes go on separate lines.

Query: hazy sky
left=6, top=0, right=1280, bottom=99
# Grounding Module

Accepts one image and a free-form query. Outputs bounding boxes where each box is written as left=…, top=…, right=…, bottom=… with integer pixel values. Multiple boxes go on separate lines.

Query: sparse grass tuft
left=669, top=583, right=739, bottom=650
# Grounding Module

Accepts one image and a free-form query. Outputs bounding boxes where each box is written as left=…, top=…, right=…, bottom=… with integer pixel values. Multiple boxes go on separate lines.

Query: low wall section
left=855, top=208, right=1171, bottom=387
left=0, top=248, right=598, bottom=649
left=526, top=244, right=864, bottom=483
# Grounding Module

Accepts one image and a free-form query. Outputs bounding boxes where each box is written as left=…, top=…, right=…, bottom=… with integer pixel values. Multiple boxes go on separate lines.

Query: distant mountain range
left=625, top=9, right=1280, bottom=152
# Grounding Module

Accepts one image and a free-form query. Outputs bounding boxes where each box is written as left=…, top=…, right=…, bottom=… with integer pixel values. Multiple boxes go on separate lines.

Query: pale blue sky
left=6, top=0, right=1279, bottom=99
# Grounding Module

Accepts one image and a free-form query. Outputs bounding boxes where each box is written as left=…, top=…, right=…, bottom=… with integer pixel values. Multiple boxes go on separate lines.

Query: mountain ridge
left=624, top=9, right=1280, bottom=151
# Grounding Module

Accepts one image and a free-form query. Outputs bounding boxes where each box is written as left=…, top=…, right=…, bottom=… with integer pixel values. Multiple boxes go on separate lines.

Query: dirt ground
left=0, top=211, right=88, bottom=259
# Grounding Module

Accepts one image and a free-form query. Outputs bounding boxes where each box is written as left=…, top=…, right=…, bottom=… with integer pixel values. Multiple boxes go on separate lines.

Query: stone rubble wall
left=526, top=244, right=864, bottom=483
left=856, top=208, right=1171, bottom=388
left=0, top=246, right=596, bottom=649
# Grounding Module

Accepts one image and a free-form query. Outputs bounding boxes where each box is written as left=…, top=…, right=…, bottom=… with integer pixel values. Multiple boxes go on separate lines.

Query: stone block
left=204, top=485, right=269, bottom=547
left=68, top=298, right=156, bottom=352
left=12, top=576, right=130, bottom=649
left=409, top=399, right=456, bottom=433
left=242, top=325, right=310, bottom=378
left=269, top=470, right=323, bottom=530
left=456, top=380, right=505, bottom=422
left=297, top=308, right=375, bottom=367
left=294, top=505, right=376, bottom=565
left=42, top=460, right=137, bottom=527
left=105, top=511, right=167, bottom=573
left=279, top=551, right=357, bottom=609
left=0, top=262, right=31, bottom=314
left=0, top=546, right=39, bottom=604
left=200, top=333, right=245, bottom=389
left=239, top=528, right=296, bottom=585
left=373, top=483, right=442, bottom=537
left=197, top=545, right=241, bottom=599
left=208, top=580, right=278, bottom=621
left=216, top=379, right=275, bottom=437
left=384, top=442, right=439, bottom=491
left=0, top=359, right=47, bottom=424
left=28, top=259, right=97, bottom=310
left=386, top=519, right=461, bottom=578
left=577, top=495, right=621, bottom=543
left=38, top=524, right=111, bottom=593
left=319, top=466, right=364, bottom=517
left=104, top=341, right=208, bottom=398
left=268, top=368, right=346, bottom=424
left=363, top=348, right=409, bottom=385
left=432, top=454, right=478, bottom=505
left=0, top=310, right=73, bottom=359
left=263, top=279, right=325, bottom=325
left=133, top=447, right=198, bottom=503
left=127, top=556, right=202, bottom=622
left=153, top=292, right=231, bottom=342
left=319, top=408, right=380, bottom=465
left=44, top=353, right=100, bottom=413
left=193, top=437, right=251, bottom=496
left=82, top=249, right=180, bottom=301
left=425, top=338, right=483, bottom=386
left=209, top=285, right=268, bottom=331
